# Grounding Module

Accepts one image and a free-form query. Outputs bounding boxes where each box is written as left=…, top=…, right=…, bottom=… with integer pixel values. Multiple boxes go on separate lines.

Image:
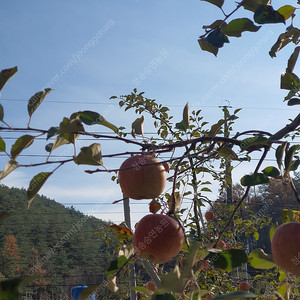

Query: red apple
left=118, top=154, right=168, bottom=200
left=239, top=281, right=249, bottom=291
left=205, top=211, right=214, bottom=221
left=133, top=214, right=184, bottom=264
left=271, top=222, right=300, bottom=276
left=145, top=281, right=157, bottom=292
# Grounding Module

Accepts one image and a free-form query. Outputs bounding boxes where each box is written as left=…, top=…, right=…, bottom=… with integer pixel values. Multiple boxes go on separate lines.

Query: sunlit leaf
left=207, top=249, right=248, bottom=271
left=0, top=66, right=17, bottom=92
left=131, top=115, right=144, bottom=137
left=27, top=172, right=53, bottom=208
left=106, top=276, right=118, bottom=293
left=287, top=97, right=300, bottom=106
left=0, top=137, right=5, bottom=152
left=0, top=160, right=19, bottom=180
left=202, top=0, right=224, bottom=8
left=281, top=209, right=300, bottom=223
left=254, top=5, right=285, bottom=24
left=106, top=256, right=128, bottom=277
left=281, top=71, right=300, bottom=90
left=149, top=199, right=161, bottom=214
left=108, top=224, right=133, bottom=243
left=27, top=88, right=52, bottom=118
left=241, top=173, right=269, bottom=186
left=71, top=110, right=118, bottom=133
left=269, top=223, right=278, bottom=242
left=262, top=166, right=280, bottom=178
left=248, top=248, right=276, bottom=269
left=11, top=135, right=34, bottom=160
left=73, top=143, right=103, bottom=166
left=212, top=291, right=257, bottom=299
left=223, top=18, right=261, bottom=37
left=277, top=5, right=296, bottom=21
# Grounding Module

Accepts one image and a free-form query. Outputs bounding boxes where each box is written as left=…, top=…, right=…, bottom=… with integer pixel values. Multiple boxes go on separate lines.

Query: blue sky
left=1, top=1, right=299, bottom=224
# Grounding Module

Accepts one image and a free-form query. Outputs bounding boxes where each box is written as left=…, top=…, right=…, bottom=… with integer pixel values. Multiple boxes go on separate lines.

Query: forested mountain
left=0, top=184, right=119, bottom=299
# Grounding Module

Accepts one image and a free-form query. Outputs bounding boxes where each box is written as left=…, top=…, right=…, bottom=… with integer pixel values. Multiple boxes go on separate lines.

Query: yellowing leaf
left=277, top=5, right=296, bottom=21
left=0, top=160, right=19, bottom=180
left=131, top=116, right=144, bottom=138
left=73, top=143, right=103, bottom=166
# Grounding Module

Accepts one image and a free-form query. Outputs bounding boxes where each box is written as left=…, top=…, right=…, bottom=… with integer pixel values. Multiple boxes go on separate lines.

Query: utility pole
left=123, top=195, right=137, bottom=300
left=219, top=101, right=233, bottom=204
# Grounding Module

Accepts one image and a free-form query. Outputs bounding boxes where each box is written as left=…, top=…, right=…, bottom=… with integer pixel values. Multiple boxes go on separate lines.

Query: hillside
left=0, top=184, right=119, bottom=298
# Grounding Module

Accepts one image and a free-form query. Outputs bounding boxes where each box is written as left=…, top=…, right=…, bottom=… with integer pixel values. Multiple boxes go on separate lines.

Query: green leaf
left=27, top=172, right=53, bottom=208
left=276, top=142, right=287, bottom=170
left=241, top=0, right=259, bottom=12
left=202, top=0, right=224, bottom=8
left=254, top=5, right=285, bottom=24
left=198, top=38, right=219, bottom=56
left=253, top=231, right=259, bottom=241
left=175, top=103, right=190, bottom=131
left=45, top=143, right=53, bottom=152
left=0, top=278, right=21, bottom=300
left=0, top=136, right=5, bottom=152
left=248, top=248, right=276, bottom=269
left=0, top=160, right=19, bottom=180
left=240, top=136, right=269, bottom=152
left=56, top=117, right=84, bottom=144
left=131, top=286, right=151, bottom=296
left=106, top=256, right=128, bottom=277
left=47, top=126, right=59, bottom=140
left=262, top=166, right=280, bottom=178
left=0, top=66, right=17, bottom=92
left=223, top=18, right=261, bottom=37
left=10, top=135, right=34, bottom=160
left=131, top=115, right=144, bottom=137
left=212, top=291, right=257, bottom=299
left=74, top=143, right=103, bottom=166
left=207, top=249, right=248, bottom=271
left=27, top=88, right=51, bottom=118
left=280, top=209, right=300, bottom=223
left=206, top=27, right=229, bottom=48
left=208, top=119, right=225, bottom=137
left=160, top=265, right=184, bottom=294
left=71, top=110, right=118, bottom=133
left=287, top=46, right=300, bottom=73
left=277, top=5, right=296, bottom=21
left=284, top=145, right=300, bottom=174
left=78, top=285, right=98, bottom=300
left=287, top=97, right=300, bottom=106
left=181, top=242, right=201, bottom=279
left=241, top=173, right=270, bottom=186
left=269, top=223, right=278, bottom=242
left=291, top=159, right=300, bottom=171
left=0, top=104, right=4, bottom=121
left=281, top=71, right=300, bottom=90
left=218, top=147, right=239, bottom=160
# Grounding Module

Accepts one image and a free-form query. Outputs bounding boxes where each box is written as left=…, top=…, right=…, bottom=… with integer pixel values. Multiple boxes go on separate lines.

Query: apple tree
left=0, top=0, right=300, bottom=299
